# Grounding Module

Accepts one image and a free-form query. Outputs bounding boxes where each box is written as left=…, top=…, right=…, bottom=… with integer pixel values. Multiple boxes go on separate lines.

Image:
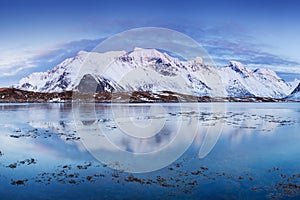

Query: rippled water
left=0, top=103, right=300, bottom=199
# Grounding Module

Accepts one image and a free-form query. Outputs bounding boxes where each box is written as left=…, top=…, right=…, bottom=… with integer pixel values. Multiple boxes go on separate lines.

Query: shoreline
left=0, top=88, right=298, bottom=103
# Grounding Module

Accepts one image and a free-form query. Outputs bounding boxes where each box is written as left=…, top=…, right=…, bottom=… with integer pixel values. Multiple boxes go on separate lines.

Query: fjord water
left=0, top=103, right=300, bottom=199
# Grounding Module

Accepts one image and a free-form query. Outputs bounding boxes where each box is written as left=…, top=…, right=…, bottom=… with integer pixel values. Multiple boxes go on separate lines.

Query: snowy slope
left=286, top=83, right=300, bottom=100
left=17, top=50, right=126, bottom=92
left=15, top=48, right=293, bottom=98
left=289, top=79, right=300, bottom=91
left=220, top=61, right=292, bottom=98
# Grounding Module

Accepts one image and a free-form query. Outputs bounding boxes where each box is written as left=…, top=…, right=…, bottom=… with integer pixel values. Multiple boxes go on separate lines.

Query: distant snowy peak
left=228, top=61, right=251, bottom=75
left=221, top=61, right=291, bottom=98
left=228, top=61, right=279, bottom=78
left=286, top=83, right=300, bottom=100
left=15, top=48, right=294, bottom=98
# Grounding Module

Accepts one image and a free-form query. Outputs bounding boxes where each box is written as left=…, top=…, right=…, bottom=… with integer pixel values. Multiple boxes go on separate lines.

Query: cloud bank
left=1, top=26, right=299, bottom=86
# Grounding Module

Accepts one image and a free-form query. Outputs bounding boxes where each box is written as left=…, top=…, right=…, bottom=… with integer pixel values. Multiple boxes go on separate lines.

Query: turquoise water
left=0, top=103, right=300, bottom=199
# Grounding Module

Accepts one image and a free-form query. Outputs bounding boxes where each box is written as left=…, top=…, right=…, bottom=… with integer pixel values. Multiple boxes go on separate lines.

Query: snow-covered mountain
left=15, top=48, right=294, bottom=98
left=220, top=61, right=292, bottom=97
left=286, top=83, right=300, bottom=100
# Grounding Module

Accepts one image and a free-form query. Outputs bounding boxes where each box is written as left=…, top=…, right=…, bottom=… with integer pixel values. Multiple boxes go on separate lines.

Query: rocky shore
left=0, top=88, right=295, bottom=103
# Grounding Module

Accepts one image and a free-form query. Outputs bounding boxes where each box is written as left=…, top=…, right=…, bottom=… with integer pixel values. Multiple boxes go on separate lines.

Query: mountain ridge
left=14, top=48, right=295, bottom=99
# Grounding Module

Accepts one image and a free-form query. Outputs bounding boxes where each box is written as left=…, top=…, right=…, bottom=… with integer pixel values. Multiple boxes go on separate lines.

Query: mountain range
left=14, top=48, right=299, bottom=100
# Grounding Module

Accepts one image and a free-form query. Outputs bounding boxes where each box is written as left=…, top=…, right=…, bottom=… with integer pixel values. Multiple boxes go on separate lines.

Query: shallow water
left=0, top=103, right=300, bottom=199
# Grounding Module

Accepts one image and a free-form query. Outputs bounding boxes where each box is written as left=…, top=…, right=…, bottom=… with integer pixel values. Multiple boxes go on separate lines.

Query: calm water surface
left=0, top=103, right=300, bottom=200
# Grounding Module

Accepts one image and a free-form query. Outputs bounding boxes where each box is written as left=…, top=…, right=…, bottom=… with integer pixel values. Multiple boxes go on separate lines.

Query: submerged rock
left=11, top=179, right=28, bottom=186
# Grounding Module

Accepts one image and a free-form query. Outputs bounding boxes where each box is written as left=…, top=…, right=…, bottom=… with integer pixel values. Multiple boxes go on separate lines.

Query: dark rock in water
left=11, top=179, right=28, bottom=186
left=281, top=174, right=287, bottom=179
left=191, top=170, right=201, bottom=175
left=10, top=135, right=20, bottom=138
left=160, top=183, right=174, bottom=187
left=77, top=162, right=92, bottom=170
left=174, top=163, right=181, bottom=168
left=7, top=163, right=17, bottom=168
left=200, top=166, right=208, bottom=171
left=86, top=176, right=93, bottom=182
left=0, top=151, right=3, bottom=156
left=6, top=158, right=37, bottom=169
left=68, top=180, right=76, bottom=184
left=18, top=158, right=37, bottom=165
left=125, top=175, right=145, bottom=184
left=26, top=158, right=37, bottom=165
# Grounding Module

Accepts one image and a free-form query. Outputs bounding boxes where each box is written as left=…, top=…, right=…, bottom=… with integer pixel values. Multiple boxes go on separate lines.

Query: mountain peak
left=194, top=56, right=203, bottom=65
left=130, top=47, right=164, bottom=58
left=229, top=61, right=245, bottom=70
left=228, top=61, right=252, bottom=77
left=77, top=50, right=89, bottom=55
left=133, top=47, right=145, bottom=52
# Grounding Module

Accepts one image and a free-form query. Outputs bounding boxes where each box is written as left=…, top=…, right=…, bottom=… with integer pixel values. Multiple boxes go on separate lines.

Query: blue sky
left=0, top=0, right=300, bottom=86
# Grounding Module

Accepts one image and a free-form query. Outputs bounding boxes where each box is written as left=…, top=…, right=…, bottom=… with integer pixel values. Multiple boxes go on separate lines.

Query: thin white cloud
left=0, top=64, right=36, bottom=77
left=0, top=47, right=36, bottom=72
